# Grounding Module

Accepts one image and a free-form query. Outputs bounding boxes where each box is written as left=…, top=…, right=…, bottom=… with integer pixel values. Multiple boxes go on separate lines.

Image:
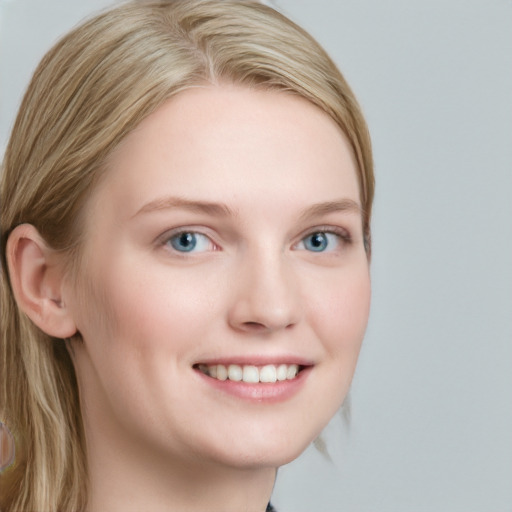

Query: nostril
left=228, top=285, right=301, bottom=333
left=239, top=320, right=296, bottom=334
left=242, top=321, right=267, bottom=331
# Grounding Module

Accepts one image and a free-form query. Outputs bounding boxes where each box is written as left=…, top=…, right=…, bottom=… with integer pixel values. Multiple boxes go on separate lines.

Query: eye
left=166, top=231, right=213, bottom=253
left=296, top=231, right=346, bottom=253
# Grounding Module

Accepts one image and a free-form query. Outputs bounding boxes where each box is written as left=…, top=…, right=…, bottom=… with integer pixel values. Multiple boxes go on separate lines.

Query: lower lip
left=195, top=367, right=312, bottom=403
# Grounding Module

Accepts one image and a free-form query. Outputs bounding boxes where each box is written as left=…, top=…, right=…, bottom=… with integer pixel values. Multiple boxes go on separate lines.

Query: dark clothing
left=266, top=504, right=277, bottom=512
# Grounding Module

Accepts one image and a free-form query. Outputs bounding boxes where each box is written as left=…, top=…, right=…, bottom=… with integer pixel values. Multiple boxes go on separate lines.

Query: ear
left=6, top=224, right=77, bottom=339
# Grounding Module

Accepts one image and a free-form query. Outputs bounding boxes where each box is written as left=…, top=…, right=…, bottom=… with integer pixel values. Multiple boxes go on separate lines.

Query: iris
left=170, top=232, right=198, bottom=252
left=303, top=232, right=330, bottom=252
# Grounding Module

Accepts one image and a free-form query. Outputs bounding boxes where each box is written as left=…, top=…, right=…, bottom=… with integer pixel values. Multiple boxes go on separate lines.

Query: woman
left=0, top=1, right=374, bottom=511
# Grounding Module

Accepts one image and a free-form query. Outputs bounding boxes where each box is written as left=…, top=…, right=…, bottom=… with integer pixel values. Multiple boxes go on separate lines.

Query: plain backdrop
left=1, top=1, right=511, bottom=511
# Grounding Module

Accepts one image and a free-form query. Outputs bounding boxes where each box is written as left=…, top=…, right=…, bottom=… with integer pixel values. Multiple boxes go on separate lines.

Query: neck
left=84, top=418, right=276, bottom=512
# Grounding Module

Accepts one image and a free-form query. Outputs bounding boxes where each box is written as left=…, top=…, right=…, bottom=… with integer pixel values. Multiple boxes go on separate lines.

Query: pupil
left=309, top=232, right=327, bottom=251
left=180, top=233, right=194, bottom=247
left=172, top=232, right=196, bottom=251
left=312, top=234, right=324, bottom=247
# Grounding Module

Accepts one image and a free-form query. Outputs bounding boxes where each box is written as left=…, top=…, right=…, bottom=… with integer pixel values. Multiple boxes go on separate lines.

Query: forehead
left=90, top=85, right=360, bottom=221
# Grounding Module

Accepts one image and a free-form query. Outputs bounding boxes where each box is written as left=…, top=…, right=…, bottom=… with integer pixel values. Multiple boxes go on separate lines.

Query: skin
left=58, top=85, right=371, bottom=512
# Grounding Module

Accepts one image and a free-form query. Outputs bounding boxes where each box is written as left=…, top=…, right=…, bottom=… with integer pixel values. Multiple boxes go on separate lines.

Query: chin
left=193, top=419, right=327, bottom=470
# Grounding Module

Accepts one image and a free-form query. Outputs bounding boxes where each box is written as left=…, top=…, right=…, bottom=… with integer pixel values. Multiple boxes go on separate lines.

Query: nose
left=227, top=250, right=302, bottom=335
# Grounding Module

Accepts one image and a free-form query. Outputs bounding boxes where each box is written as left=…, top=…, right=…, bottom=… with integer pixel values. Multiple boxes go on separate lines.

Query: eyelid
left=156, top=226, right=220, bottom=252
left=295, top=225, right=352, bottom=243
left=154, top=224, right=352, bottom=252
left=292, top=225, right=353, bottom=254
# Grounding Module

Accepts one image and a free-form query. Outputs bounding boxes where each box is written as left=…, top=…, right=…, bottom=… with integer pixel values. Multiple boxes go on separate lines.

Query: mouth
left=193, top=363, right=306, bottom=384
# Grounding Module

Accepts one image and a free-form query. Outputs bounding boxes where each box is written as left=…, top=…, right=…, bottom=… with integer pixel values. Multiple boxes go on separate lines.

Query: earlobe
left=6, top=224, right=77, bottom=339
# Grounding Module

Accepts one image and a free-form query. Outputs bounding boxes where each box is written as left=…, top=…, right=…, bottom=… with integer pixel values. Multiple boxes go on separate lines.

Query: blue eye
left=167, top=232, right=211, bottom=253
left=299, top=232, right=342, bottom=252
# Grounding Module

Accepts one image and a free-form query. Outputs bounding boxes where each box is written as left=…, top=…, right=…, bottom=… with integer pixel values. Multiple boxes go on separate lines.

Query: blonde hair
left=0, top=1, right=374, bottom=510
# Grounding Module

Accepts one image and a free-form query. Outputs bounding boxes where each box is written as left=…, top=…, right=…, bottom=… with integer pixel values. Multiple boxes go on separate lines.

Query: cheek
left=74, top=260, right=221, bottom=360
left=69, top=263, right=221, bottom=428
left=309, top=264, right=371, bottom=357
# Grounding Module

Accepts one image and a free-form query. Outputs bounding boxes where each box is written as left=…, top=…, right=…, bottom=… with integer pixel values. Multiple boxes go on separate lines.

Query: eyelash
left=295, top=226, right=352, bottom=253
left=160, top=228, right=218, bottom=254
left=158, top=226, right=352, bottom=254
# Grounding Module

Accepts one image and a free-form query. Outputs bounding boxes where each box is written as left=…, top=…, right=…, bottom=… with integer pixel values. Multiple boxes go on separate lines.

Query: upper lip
left=193, top=355, right=315, bottom=367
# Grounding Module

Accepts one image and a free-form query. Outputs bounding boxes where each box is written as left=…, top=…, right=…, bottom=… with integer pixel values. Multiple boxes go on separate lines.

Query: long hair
left=0, top=1, right=374, bottom=510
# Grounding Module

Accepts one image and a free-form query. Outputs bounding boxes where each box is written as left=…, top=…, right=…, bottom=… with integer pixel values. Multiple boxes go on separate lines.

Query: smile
left=195, top=363, right=302, bottom=383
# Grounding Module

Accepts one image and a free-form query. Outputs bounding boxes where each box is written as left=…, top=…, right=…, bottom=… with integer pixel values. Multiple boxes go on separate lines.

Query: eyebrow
left=298, top=199, right=363, bottom=221
left=134, top=196, right=362, bottom=220
left=133, top=196, right=237, bottom=218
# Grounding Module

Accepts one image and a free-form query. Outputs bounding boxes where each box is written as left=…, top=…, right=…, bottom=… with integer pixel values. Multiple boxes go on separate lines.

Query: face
left=66, top=85, right=370, bottom=471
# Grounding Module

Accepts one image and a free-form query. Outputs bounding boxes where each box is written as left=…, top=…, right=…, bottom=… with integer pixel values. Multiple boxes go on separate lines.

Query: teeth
left=260, top=364, right=277, bottom=383
left=228, top=364, right=243, bottom=381
left=242, top=365, right=259, bottom=383
left=216, top=364, right=228, bottom=381
left=287, top=364, right=299, bottom=379
left=198, top=363, right=301, bottom=383
left=276, top=364, right=288, bottom=381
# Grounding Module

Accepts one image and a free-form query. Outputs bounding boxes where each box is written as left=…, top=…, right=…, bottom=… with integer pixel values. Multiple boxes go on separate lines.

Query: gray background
left=1, top=1, right=511, bottom=511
